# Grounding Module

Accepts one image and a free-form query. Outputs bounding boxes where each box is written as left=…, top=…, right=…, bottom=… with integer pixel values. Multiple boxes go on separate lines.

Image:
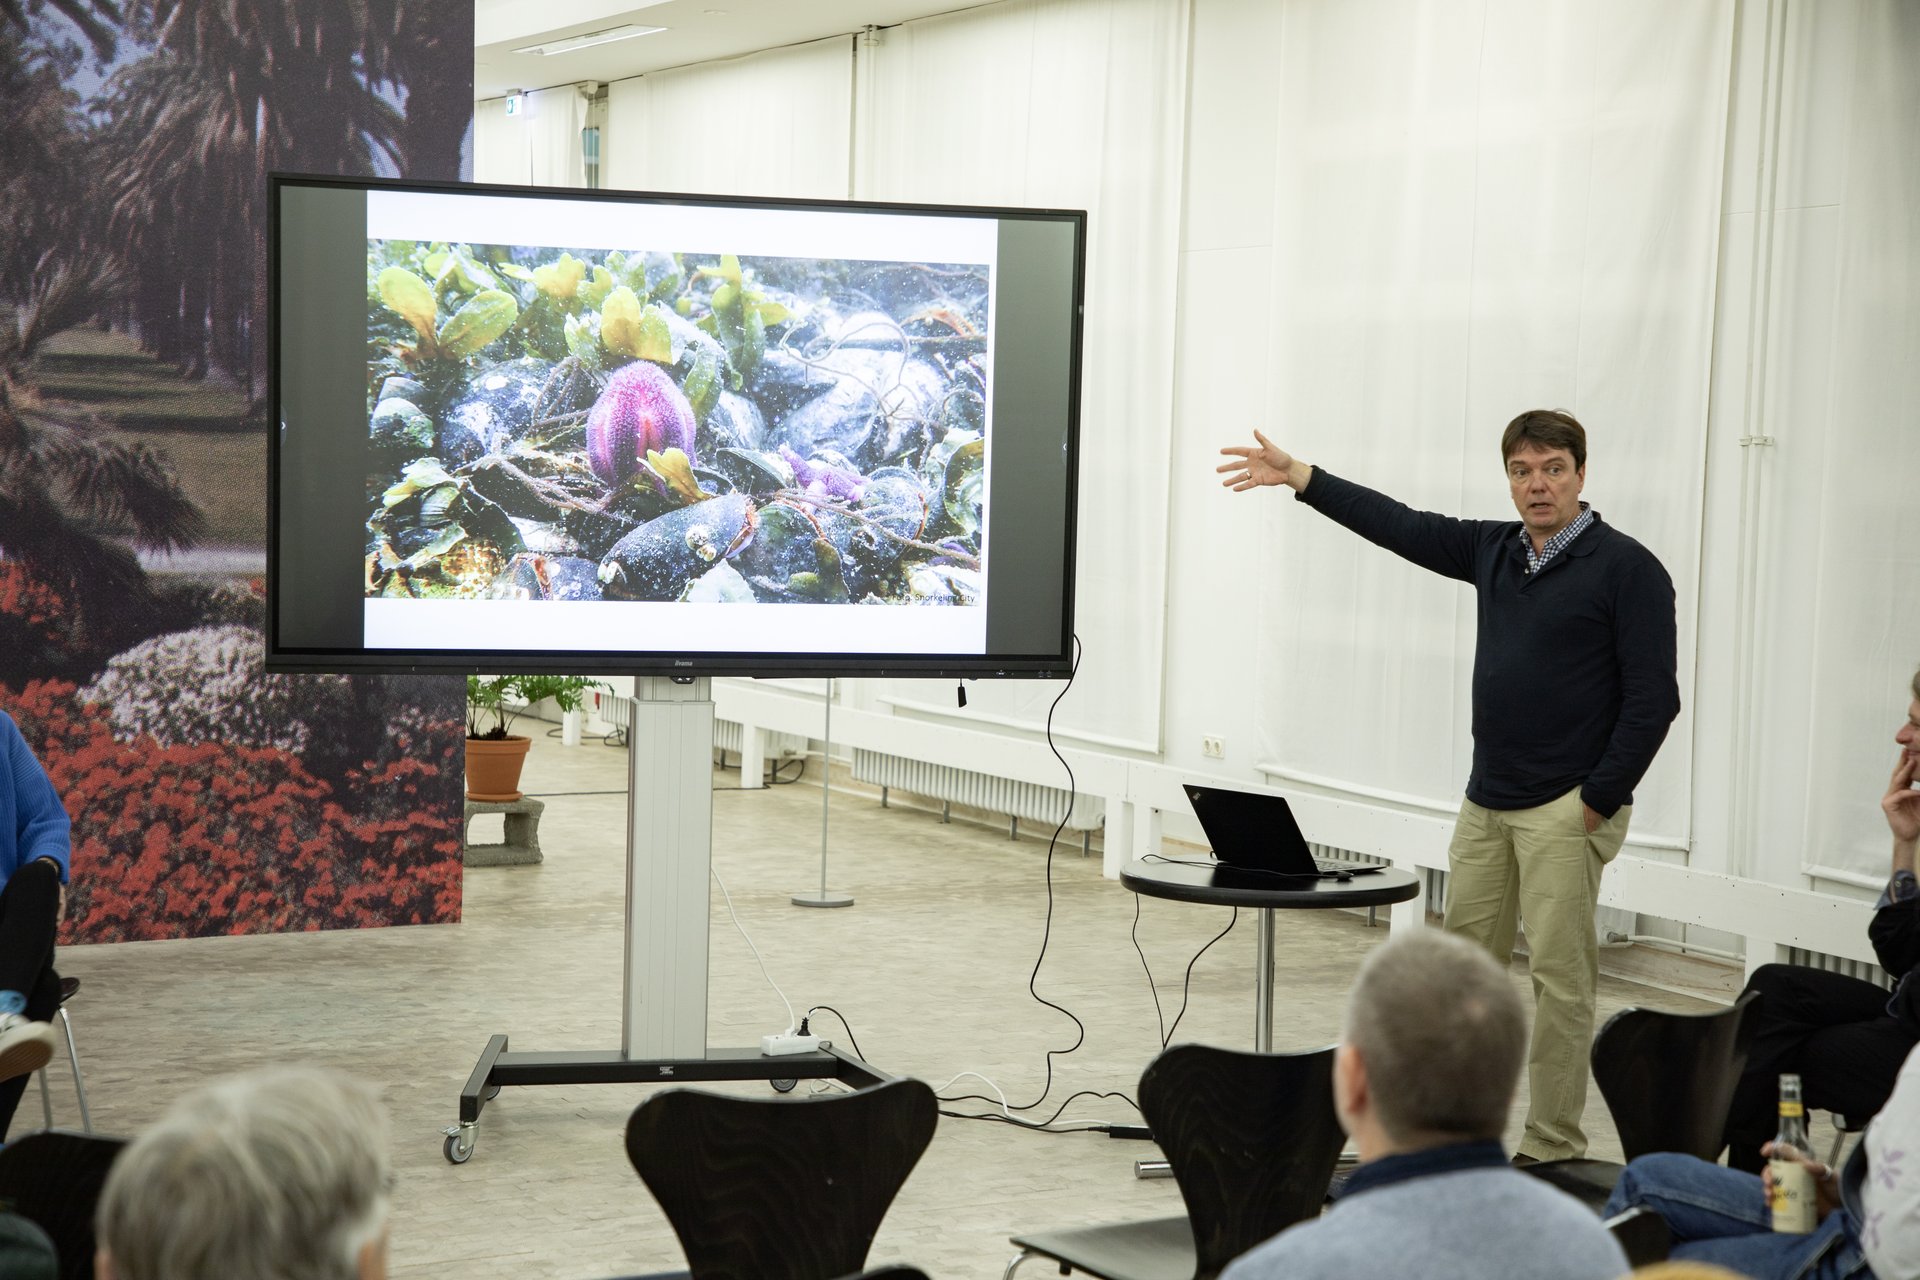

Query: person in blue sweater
left=1221, top=929, right=1626, bottom=1280
left=0, top=709, right=70, bottom=1134
left=1219, top=410, right=1680, bottom=1161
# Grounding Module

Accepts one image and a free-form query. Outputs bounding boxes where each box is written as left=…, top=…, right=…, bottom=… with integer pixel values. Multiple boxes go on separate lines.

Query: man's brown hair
left=1345, top=930, right=1527, bottom=1145
left=1501, top=409, right=1587, bottom=471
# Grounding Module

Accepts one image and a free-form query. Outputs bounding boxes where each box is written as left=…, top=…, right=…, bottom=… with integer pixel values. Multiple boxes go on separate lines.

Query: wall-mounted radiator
left=1786, top=947, right=1890, bottom=987
left=850, top=748, right=1105, bottom=835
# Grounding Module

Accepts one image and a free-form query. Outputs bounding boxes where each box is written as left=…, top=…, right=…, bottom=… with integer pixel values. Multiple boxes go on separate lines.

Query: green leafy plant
left=465, top=674, right=609, bottom=740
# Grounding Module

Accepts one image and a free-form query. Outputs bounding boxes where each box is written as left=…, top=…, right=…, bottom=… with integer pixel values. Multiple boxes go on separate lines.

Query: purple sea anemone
left=778, top=445, right=866, bottom=502
left=586, top=361, right=697, bottom=489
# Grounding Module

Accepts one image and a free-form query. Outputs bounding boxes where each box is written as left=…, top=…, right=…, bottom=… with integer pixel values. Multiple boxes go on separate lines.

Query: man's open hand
left=1218, top=431, right=1312, bottom=493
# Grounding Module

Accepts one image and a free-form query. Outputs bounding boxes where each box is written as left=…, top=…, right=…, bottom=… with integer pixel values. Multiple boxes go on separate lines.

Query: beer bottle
left=1769, top=1073, right=1816, bottom=1234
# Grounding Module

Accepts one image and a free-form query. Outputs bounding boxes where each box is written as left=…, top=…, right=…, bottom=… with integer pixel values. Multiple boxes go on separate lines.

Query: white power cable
left=709, top=863, right=796, bottom=1035
left=934, top=1070, right=1013, bottom=1118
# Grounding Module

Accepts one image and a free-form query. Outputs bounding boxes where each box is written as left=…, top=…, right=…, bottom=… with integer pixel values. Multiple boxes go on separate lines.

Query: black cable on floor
left=940, top=1086, right=1142, bottom=1133
left=939, top=634, right=1088, bottom=1115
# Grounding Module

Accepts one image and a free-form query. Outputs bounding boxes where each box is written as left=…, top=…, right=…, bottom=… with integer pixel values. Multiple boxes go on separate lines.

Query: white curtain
left=473, top=96, right=525, bottom=184
left=855, top=0, right=1190, bottom=750
left=527, top=86, right=588, bottom=187
left=1757, top=0, right=1920, bottom=881
left=1253, top=0, right=1734, bottom=845
left=603, top=37, right=852, bottom=196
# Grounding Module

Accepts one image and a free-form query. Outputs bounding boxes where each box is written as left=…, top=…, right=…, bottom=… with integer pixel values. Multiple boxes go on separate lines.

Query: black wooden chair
left=1603, top=1206, right=1671, bottom=1268
left=1004, top=1043, right=1344, bottom=1280
left=623, top=1077, right=937, bottom=1280
left=0, top=1130, right=127, bottom=1280
left=1525, top=991, right=1760, bottom=1209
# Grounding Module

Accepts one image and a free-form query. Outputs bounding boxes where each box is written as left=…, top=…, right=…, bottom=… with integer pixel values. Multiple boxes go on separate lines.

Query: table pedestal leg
left=1256, top=906, right=1276, bottom=1053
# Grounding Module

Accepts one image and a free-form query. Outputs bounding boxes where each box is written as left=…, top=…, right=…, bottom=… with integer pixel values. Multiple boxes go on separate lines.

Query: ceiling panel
left=475, top=0, right=1006, bottom=98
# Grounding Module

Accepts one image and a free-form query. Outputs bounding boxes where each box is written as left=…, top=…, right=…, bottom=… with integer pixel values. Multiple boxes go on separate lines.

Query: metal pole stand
left=444, top=677, right=887, bottom=1165
left=792, top=678, right=851, bottom=908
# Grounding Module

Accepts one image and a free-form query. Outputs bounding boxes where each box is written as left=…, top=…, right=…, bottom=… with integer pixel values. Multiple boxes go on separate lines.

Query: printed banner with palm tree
left=0, top=0, right=473, bottom=940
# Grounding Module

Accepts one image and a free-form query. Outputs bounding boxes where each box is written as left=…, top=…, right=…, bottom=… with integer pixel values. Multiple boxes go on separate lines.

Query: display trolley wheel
left=443, top=1123, right=476, bottom=1164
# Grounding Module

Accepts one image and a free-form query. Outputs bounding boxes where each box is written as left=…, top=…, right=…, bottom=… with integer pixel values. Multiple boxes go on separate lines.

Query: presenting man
left=1218, top=409, right=1680, bottom=1161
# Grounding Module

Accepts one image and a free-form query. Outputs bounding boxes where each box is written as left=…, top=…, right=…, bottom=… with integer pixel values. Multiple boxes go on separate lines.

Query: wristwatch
left=1892, top=869, right=1919, bottom=903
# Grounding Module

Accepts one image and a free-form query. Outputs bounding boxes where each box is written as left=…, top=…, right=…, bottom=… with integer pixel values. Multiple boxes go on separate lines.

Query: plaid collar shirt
left=1522, top=502, right=1594, bottom=574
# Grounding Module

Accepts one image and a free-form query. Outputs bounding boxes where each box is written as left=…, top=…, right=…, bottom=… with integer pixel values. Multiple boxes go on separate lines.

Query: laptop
left=1182, top=784, right=1383, bottom=879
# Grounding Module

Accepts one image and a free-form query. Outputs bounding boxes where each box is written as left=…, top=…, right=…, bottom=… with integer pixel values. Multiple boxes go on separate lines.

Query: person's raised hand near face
left=1219, top=430, right=1313, bottom=494
left=1886, top=698, right=1920, bottom=863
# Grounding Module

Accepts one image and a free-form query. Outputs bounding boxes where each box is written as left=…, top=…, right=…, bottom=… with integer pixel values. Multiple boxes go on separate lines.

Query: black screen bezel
left=265, top=172, right=1085, bottom=679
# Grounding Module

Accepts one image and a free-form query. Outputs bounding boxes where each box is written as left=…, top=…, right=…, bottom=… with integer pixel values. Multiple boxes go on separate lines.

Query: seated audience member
left=0, top=709, right=69, bottom=1125
left=94, top=1067, right=392, bottom=1280
left=1221, top=930, right=1627, bottom=1280
left=1606, top=1042, right=1920, bottom=1280
left=1722, top=670, right=1920, bottom=1172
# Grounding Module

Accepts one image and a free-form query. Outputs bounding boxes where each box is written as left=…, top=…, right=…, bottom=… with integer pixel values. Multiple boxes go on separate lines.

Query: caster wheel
left=770, top=1078, right=797, bottom=1093
left=443, top=1127, right=475, bottom=1164
left=483, top=1084, right=501, bottom=1101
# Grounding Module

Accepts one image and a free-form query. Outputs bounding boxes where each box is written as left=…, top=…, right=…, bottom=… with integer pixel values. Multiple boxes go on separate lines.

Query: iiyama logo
left=674, top=660, right=692, bottom=667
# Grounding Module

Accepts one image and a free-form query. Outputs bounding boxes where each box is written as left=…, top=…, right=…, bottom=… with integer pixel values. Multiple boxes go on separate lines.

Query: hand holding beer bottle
left=1763, top=1074, right=1837, bottom=1233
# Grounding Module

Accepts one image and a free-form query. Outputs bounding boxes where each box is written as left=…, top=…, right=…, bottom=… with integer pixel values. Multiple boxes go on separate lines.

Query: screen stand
left=442, top=678, right=887, bottom=1165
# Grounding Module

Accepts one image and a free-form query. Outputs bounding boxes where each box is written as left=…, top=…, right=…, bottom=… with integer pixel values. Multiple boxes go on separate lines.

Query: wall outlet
left=1201, top=735, right=1225, bottom=759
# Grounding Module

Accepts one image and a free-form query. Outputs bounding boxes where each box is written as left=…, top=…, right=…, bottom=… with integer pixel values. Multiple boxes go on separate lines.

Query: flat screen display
left=266, top=175, right=1083, bottom=677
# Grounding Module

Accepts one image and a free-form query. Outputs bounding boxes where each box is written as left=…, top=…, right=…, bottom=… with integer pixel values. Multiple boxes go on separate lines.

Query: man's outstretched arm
left=1218, top=431, right=1485, bottom=584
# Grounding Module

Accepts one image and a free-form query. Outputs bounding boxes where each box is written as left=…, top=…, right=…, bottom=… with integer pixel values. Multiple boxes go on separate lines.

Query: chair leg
left=1002, top=1248, right=1036, bottom=1280
left=37, top=1066, right=51, bottom=1131
left=57, top=1007, right=90, bottom=1134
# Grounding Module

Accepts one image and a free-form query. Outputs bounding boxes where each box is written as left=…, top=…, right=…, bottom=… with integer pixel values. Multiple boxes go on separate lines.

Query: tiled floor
left=45, top=725, right=1740, bottom=1279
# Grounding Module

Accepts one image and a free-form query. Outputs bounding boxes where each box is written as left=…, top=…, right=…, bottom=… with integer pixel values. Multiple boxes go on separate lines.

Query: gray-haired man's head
left=1339, top=930, right=1528, bottom=1148
left=96, top=1066, right=391, bottom=1280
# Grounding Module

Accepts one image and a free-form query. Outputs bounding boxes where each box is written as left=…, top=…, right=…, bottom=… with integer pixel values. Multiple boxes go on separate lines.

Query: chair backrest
left=1591, top=990, right=1760, bottom=1162
left=625, top=1078, right=937, bottom=1280
left=1603, top=1206, right=1671, bottom=1269
left=0, top=1130, right=127, bottom=1280
left=1138, top=1043, right=1343, bottom=1280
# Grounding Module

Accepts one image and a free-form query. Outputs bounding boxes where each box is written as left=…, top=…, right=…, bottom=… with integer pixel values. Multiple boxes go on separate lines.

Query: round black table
left=1120, top=857, right=1420, bottom=1051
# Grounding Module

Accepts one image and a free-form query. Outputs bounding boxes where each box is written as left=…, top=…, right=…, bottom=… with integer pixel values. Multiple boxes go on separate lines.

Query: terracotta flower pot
left=466, top=735, right=533, bottom=802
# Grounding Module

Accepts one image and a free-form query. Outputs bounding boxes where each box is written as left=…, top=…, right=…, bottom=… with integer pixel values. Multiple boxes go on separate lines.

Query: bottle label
left=1770, top=1159, right=1816, bottom=1234
left=1778, top=1101, right=1805, bottom=1118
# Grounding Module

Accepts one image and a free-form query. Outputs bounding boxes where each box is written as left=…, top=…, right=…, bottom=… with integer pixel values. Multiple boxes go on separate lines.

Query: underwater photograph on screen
left=363, top=241, right=990, bottom=607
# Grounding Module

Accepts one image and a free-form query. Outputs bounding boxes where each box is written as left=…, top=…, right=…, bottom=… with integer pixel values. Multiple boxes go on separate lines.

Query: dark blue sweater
left=1298, top=468, right=1679, bottom=817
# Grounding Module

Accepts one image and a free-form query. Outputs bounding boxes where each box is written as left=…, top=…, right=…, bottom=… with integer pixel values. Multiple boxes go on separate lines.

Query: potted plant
left=465, top=674, right=608, bottom=801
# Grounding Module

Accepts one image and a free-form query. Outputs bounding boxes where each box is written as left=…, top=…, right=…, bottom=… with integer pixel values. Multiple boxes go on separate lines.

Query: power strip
left=761, top=1032, right=823, bottom=1057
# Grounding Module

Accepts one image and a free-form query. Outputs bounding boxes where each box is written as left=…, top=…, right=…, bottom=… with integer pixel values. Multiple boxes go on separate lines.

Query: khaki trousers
left=1443, top=786, right=1631, bottom=1160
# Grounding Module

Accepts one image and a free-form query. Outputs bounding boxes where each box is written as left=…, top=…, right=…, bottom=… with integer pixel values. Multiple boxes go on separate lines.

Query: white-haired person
left=1605, top=1041, right=1920, bottom=1280
left=94, top=1067, right=392, bottom=1280
left=1222, top=929, right=1626, bottom=1280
